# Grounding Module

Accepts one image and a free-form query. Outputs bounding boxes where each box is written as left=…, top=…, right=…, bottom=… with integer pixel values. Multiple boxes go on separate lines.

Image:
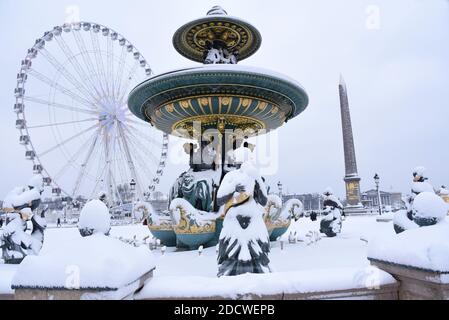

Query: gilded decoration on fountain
left=172, top=204, right=216, bottom=234
left=172, top=7, right=261, bottom=63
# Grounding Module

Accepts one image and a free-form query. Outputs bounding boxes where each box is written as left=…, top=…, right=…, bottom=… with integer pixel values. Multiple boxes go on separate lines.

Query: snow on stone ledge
left=368, top=221, right=449, bottom=273
left=12, top=233, right=155, bottom=290
left=135, top=267, right=396, bottom=299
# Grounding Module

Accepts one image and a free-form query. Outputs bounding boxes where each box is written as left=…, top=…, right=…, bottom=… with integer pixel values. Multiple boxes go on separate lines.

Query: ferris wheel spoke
left=110, top=132, right=126, bottom=195
left=39, top=48, right=99, bottom=105
left=53, top=127, right=99, bottom=181
left=106, top=36, right=115, bottom=100
left=127, top=118, right=151, bottom=128
left=90, top=161, right=108, bottom=200
left=27, top=68, right=96, bottom=109
left=90, top=31, right=110, bottom=98
left=72, top=129, right=100, bottom=197
left=72, top=30, right=105, bottom=99
left=126, top=123, right=162, bottom=149
left=38, top=123, right=99, bottom=158
left=113, top=125, right=132, bottom=186
left=27, top=117, right=98, bottom=129
left=122, top=125, right=160, bottom=165
left=87, top=136, right=107, bottom=199
left=124, top=137, right=158, bottom=184
left=115, top=46, right=127, bottom=99
left=117, top=123, right=143, bottom=197
left=125, top=126, right=162, bottom=159
left=117, top=59, right=139, bottom=103
left=23, top=96, right=98, bottom=115
left=102, top=127, right=114, bottom=203
left=53, top=37, right=101, bottom=103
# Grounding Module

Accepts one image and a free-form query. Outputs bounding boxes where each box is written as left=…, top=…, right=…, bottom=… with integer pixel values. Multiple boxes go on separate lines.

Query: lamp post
left=374, top=173, right=382, bottom=215
left=130, top=179, right=136, bottom=223
left=277, top=181, right=283, bottom=199
left=62, top=198, right=67, bottom=224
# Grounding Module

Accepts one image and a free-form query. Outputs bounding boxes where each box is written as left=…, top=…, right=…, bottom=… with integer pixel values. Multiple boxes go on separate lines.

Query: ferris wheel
left=14, top=21, right=168, bottom=205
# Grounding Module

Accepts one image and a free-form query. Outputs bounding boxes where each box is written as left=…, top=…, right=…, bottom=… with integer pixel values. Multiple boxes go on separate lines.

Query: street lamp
left=277, top=181, right=283, bottom=199
left=130, top=179, right=136, bottom=223
left=373, top=173, right=382, bottom=215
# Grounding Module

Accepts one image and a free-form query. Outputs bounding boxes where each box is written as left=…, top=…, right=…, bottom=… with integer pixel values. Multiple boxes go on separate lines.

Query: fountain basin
left=128, top=65, right=309, bottom=138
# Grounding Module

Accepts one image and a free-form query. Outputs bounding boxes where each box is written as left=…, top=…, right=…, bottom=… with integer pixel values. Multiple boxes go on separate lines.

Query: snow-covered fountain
left=128, top=6, right=309, bottom=276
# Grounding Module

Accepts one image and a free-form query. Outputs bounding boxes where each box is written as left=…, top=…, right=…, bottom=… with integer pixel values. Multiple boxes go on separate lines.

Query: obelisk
left=339, top=74, right=363, bottom=210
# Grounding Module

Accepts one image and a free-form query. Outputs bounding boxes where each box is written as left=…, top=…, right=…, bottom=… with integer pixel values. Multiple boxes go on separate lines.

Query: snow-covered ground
left=0, top=215, right=398, bottom=298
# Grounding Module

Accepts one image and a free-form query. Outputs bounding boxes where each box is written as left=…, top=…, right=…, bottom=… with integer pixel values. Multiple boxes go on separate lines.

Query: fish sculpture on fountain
left=135, top=201, right=177, bottom=247
left=264, top=197, right=304, bottom=241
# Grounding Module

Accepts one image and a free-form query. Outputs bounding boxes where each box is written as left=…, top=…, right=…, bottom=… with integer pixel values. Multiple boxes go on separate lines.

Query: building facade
left=361, top=190, right=404, bottom=210
left=282, top=193, right=324, bottom=211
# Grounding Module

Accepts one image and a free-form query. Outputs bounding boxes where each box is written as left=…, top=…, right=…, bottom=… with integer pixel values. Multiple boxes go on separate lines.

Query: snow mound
left=12, top=233, right=155, bottom=290
left=27, top=175, right=43, bottom=191
left=78, top=200, right=111, bottom=237
left=411, top=181, right=434, bottom=194
left=2, top=187, right=40, bottom=210
left=412, top=192, right=447, bottom=224
left=393, top=210, right=418, bottom=231
left=136, top=267, right=396, bottom=299
left=368, top=221, right=449, bottom=272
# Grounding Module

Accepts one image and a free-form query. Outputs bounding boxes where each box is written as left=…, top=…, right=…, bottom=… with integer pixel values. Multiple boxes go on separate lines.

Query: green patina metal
left=128, top=67, right=309, bottom=137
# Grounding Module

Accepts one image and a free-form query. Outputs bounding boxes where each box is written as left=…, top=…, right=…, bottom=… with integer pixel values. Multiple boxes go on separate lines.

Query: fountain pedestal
left=370, top=259, right=449, bottom=300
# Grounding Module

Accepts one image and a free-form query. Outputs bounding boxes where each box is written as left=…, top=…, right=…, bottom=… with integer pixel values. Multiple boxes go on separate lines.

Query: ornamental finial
left=207, top=6, right=227, bottom=16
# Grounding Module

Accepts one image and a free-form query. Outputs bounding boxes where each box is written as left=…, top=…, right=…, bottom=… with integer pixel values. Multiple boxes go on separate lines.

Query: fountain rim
left=127, top=64, right=309, bottom=136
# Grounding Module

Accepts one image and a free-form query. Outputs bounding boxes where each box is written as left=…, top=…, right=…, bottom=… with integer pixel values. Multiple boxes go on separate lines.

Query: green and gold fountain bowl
left=128, top=65, right=309, bottom=138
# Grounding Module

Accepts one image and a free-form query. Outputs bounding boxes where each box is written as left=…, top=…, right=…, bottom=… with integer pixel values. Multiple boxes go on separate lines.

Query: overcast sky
left=0, top=0, right=448, bottom=199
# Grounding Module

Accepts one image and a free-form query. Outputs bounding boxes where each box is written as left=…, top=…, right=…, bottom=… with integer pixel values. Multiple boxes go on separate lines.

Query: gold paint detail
left=242, top=98, right=251, bottom=108
left=223, top=192, right=250, bottom=216
left=172, top=205, right=216, bottom=234
left=148, top=223, right=174, bottom=232
left=172, top=114, right=265, bottom=138
left=258, top=101, right=268, bottom=111
left=345, top=181, right=361, bottom=203
left=180, top=100, right=190, bottom=109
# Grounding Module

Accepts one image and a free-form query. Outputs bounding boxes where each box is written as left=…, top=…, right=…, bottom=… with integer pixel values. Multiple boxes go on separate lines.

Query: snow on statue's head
left=97, top=190, right=107, bottom=204
left=28, top=175, right=43, bottom=192
left=413, top=166, right=428, bottom=181
left=78, top=199, right=111, bottom=237
left=323, top=187, right=334, bottom=196
left=440, top=186, right=449, bottom=195
left=233, top=146, right=261, bottom=179
left=233, top=146, right=255, bottom=164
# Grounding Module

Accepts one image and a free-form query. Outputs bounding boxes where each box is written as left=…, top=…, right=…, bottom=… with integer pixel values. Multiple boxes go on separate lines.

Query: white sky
left=0, top=0, right=448, bottom=199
